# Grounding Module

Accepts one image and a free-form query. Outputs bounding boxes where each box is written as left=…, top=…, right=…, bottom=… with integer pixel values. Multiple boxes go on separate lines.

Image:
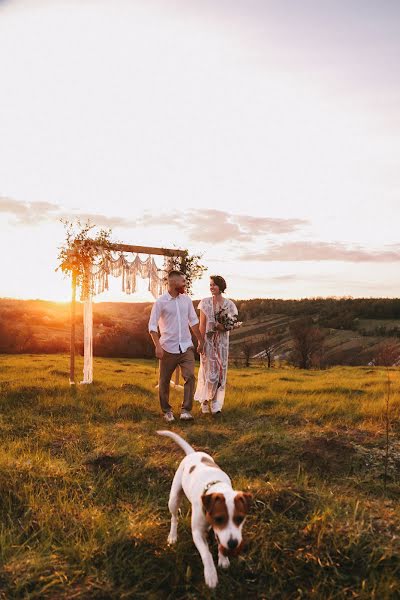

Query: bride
left=194, top=275, right=238, bottom=414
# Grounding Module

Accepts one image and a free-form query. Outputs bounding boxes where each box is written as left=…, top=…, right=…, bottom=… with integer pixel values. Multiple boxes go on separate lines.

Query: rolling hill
left=0, top=297, right=399, bottom=365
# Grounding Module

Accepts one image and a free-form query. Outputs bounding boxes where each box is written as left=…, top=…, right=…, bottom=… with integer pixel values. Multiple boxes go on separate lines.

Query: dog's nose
left=228, top=538, right=238, bottom=550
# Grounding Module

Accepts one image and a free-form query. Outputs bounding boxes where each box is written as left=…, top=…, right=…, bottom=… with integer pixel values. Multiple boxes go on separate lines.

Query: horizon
left=1, top=293, right=400, bottom=305
left=1, top=0, right=399, bottom=301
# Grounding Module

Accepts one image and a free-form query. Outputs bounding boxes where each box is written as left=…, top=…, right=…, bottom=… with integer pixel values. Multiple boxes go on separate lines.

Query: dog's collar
left=203, top=480, right=223, bottom=495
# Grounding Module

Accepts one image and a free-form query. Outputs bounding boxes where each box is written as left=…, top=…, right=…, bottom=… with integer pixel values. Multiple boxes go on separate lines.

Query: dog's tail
left=157, top=430, right=195, bottom=455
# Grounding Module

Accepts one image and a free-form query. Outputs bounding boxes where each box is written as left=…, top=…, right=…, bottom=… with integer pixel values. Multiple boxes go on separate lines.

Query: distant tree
left=235, top=297, right=400, bottom=323
left=374, top=339, right=400, bottom=367
left=241, top=339, right=254, bottom=368
left=289, top=318, right=326, bottom=369
left=310, top=339, right=328, bottom=369
left=0, top=319, right=19, bottom=353
left=93, top=313, right=114, bottom=327
left=261, top=330, right=281, bottom=368
left=16, top=325, right=35, bottom=353
left=94, top=325, right=154, bottom=358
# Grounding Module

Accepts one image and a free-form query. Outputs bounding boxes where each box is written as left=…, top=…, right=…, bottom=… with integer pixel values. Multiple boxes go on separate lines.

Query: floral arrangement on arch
left=56, top=219, right=114, bottom=299
left=165, top=250, right=207, bottom=295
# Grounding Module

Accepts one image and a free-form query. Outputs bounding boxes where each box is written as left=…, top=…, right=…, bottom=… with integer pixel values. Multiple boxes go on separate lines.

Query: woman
left=194, top=275, right=238, bottom=414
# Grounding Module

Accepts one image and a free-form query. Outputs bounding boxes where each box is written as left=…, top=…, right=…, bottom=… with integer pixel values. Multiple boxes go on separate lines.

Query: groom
left=148, top=270, right=204, bottom=422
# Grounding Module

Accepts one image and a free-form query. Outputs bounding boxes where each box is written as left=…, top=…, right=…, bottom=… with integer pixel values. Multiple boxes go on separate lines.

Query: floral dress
left=194, top=296, right=238, bottom=412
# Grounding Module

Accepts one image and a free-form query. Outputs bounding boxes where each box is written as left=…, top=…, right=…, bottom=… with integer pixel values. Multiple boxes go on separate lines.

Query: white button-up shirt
left=148, top=292, right=199, bottom=353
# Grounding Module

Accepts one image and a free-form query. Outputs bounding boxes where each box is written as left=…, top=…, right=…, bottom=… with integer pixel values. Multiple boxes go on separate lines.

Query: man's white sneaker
left=180, top=411, right=194, bottom=421
left=163, top=411, right=175, bottom=423
left=201, top=402, right=210, bottom=414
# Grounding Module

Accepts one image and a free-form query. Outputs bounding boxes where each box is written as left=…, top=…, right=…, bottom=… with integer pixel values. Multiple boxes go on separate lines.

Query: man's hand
left=197, top=339, right=204, bottom=354
left=155, top=345, right=164, bottom=360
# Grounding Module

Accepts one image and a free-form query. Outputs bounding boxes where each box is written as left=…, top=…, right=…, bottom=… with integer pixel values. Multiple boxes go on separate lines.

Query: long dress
left=194, top=296, right=238, bottom=413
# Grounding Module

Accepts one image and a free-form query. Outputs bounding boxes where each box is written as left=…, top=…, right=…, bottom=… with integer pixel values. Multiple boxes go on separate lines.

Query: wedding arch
left=66, top=240, right=186, bottom=384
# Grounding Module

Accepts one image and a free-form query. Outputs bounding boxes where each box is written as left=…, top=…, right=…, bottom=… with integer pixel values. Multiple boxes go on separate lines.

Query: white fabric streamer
left=80, top=252, right=169, bottom=384
left=81, top=294, right=93, bottom=384
left=85, top=251, right=166, bottom=300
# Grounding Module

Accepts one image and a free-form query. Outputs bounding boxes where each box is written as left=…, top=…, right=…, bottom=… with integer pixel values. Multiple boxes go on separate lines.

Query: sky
left=0, top=0, right=399, bottom=302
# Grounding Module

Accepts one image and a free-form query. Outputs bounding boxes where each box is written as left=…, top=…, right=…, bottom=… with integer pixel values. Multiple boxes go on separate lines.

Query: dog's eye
left=214, top=516, right=225, bottom=525
left=234, top=516, right=244, bottom=526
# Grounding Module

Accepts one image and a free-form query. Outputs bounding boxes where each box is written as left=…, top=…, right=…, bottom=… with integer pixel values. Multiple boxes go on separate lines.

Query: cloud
left=240, top=241, right=400, bottom=262
left=0, top=196, right=61, bottom=224
left=269, top=274, right=298, bottom=281
left=1, top=199, right=307, bottom=244
left=237, top=215, right=308, bottom=235
left=66, top=212, right=137, bottom=229
left=0, top=196, right=138, bottom=228
left=138, top=209, right=308, bottom=243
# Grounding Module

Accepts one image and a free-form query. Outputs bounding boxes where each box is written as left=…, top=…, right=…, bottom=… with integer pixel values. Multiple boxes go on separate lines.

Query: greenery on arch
left=167, top=250, right=208, bottom=295
left=56, top=219, right=114, bottom=299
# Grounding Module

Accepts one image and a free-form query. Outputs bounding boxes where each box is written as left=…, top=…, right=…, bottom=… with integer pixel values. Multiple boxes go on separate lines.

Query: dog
left=157, top=430, right=252, bottom=588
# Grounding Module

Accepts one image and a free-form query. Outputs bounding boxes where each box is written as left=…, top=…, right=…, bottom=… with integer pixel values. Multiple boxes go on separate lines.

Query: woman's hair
left=210, top=275, right=227, bottom=293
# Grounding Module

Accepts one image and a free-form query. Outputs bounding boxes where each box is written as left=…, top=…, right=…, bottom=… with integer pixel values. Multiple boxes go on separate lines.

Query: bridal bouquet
left=214, top=308, right=242, bottom=332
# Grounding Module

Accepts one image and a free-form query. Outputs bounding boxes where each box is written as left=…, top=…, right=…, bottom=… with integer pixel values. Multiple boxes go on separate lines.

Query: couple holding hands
left=148, top=271, right=239, bottom=422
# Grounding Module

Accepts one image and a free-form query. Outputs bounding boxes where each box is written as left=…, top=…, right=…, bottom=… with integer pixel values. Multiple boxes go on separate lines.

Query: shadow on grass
left=222, top=406, right=253, bottom=420
left=85, top=455, right=174, bottom=502
left=119, top=383, right=155, bottom=398
left=48, top=369, right=69, bottom=376
left=287, top=387, right=366, bottom=396
left=0, top=485, right=27, bottom=522
left=254, top=484, right=317, bottom=520
left=256, top=398, right=278, bottom=409
left=114, top=403, right=156, bottom=421
left=300, top=435, right=363, bottom=477
left=220, top=432, right=294, bottom=477
left=185, top=428, right=231, bottom=453
left=98, top=535, right=216, bottom=599
left=1, top=384, right=77, bottom=404
left=38, top=403, right=88, bottom=420
left=0, top=386, right=43, bottom=409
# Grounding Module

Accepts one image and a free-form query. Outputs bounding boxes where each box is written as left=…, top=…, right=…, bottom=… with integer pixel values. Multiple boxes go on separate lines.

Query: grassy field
left=1, top=355, right=400, bottom=599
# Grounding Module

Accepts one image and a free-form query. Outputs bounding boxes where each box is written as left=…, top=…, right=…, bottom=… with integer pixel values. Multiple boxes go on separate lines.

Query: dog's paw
left=204, top=566, right=218, bottom=588
left=167, top=533, right=177, bottom=545
left=218, top=554, right=230, bottom=569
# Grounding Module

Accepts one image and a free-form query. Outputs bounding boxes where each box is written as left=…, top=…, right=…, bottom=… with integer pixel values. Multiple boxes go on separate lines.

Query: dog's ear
left=234, top=492, right=253, bottom=513
left=202, top=493, right=223, bottom=513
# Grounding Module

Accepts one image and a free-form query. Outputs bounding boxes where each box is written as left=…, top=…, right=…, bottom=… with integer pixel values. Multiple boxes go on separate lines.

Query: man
left=149, top=270, right=204, bottom=422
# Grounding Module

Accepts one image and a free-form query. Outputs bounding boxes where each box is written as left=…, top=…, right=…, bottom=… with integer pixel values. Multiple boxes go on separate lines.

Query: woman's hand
left=215, top=323, right=225, bottom=331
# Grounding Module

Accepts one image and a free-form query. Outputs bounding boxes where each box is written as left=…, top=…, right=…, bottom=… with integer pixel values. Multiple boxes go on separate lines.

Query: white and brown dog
left=157, top=430, right=252, bottom=588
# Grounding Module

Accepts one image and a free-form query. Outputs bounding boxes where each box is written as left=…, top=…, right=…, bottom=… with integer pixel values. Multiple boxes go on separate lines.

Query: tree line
left=1, top=297, right=400, bottom=366
left=236, top=297, right=400, bottom=328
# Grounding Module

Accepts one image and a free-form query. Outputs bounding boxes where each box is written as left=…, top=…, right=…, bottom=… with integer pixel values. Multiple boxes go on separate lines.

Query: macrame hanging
left=80, top=252, right=172, bottom=384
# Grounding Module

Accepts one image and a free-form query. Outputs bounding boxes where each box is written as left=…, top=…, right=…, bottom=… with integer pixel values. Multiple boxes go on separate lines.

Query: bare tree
left=261, top=330, right=281, bottom=368
left=289, top=318, right=326, bottom=369
left=374, top=339, right=400, bottom=367
left=241, top=339, right=254, bottom=368
left=0, top=319, right=19, bottom=353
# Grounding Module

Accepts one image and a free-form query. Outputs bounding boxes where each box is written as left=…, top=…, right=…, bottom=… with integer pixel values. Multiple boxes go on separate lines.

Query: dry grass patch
left=1, top=355, right=400, bottom=598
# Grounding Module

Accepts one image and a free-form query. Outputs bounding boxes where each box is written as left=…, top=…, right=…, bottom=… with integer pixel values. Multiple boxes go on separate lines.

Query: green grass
left=1, top=355, right=400, bottom=599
